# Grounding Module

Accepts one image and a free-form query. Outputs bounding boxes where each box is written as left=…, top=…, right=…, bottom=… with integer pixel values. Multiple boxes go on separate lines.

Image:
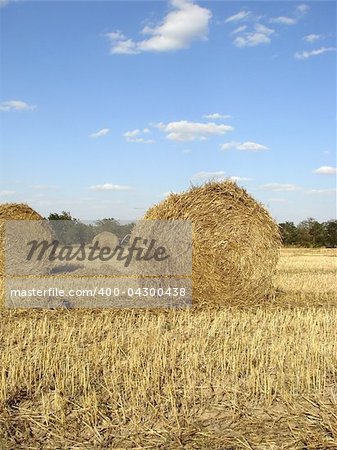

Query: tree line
left=278, top=218, right=337, bottom=248
left=48, top=212, right=135, bottom=245
left=48, top=212, right=337, bottom=248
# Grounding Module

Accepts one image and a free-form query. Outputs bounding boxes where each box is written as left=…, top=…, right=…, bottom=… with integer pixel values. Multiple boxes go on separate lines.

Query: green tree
left=48, top=211, right=75, bottom=244
left=94, top=218, right=134, bottom=240
left=323, top=220, right=337, bottom=248
left=67, top=222, right=95, bottom=244
left=48, top=212, right=94, bottom=244
left=48, top=211, right=74, bottom=221
left=95, top=218, right=119, bottom=234
left=279, top=221, right=298, bottom=246
left=297, top=218, right=326, bottom=247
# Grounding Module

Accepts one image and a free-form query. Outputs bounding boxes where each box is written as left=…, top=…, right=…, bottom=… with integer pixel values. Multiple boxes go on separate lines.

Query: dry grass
left=0, top=248, right=336, bottom=449
left=276, top=248, right=337, bottom=297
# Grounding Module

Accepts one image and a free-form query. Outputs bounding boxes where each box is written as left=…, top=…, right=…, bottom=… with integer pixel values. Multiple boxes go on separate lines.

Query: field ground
left=0, top=248, right=336, bottom=449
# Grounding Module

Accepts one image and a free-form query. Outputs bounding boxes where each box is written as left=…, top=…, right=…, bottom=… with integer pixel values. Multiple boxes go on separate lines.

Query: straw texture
left=143, top=181, right=281, bottom=306
left=0, top=203, right=51, bottom=276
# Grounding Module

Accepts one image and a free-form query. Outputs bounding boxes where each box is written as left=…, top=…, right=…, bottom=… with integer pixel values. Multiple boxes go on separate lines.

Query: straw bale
left=92, top=231, right=119, bottom=250
left=0, top=203, right=53, bottom=277
left=0, top=203, right=53, bottom=306
left=143, top=180, right=281, bottom=306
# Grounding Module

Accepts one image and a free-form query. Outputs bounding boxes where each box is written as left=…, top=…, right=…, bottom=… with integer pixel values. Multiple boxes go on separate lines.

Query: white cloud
left=191, top=172, right=251, bottom=183
left=303, top=34, right=321, bottom=43
left=123, top=129, right=155, bottom=143
left=191, top=171, right=225, bottom=180
left=0, top=0, right=9, bottom=8
left=89, top=183, right=132, bottom=191
left=157, top=120, right=233, bottom=141
left=203, top=113, right=232, bottom=120
left=307, top=188, right=336, bottom=194
left=229, top=176, right=252, bottom=182
left=109, top=38, right=138, bottom=55
left=232, top=25, right=247, bottom=35
left=124, top=129, right=140, bottom=138
left=237, top=141, right=269, bottom=151
left=220, top=141, right=268, bottom=152
left=313, top=166, right=337, bottom=175
left=234, top=34, right=270, bottom=47
left=233, top=23, right=274, bottom=48
left=296, top=4, right=310, bottom=15
left=295, top=47, right=336, bottom=60
left=262, top=183, right=300, bottom=192
left=225, top=10, right=251, bottom=23
left=269, top=16, right=297, bottom=25
left=106, top=0, right=212, bottom=54
left=254, top=23, right=274, bottom=36
left=105, top=31, right=126, bottom=41
left=89, top=128, right=110, bottom=138
left=268, top=4, right=308, bottom=28
left=0, top=190, right=16, bottom=196
left=0, top=100, right=36, bottom=111
left=220, top=142, right=239, bottom=150
left=128, top=137, right=155, bottom=144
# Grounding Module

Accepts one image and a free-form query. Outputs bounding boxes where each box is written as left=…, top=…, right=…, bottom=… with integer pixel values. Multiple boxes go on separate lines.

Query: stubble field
left=0, top=248, right=336, bottom=449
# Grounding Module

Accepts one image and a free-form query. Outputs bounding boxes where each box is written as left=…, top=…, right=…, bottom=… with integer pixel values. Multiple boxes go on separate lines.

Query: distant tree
left=279, top=221, right=298, bottom=246
left=48, top=211, right=74, bottom=221
left=48, top=211, right=74, bottom=243
left=297, top=218, right=326, bottom=247
left=94, top=218, right=135, bottom=240
left=95, top=218, right=118, bottom=232
left=119, top=222, right=136, bottom=242
left=278, top=217, right=337, bottom=248
left=67, top=222, right=95, bottom=244
left=48, top=212, right=95, bottom=244
left=323, top=220, right=337, bottom=248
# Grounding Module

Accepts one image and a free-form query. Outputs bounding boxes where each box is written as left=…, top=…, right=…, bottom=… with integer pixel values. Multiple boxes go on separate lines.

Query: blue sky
left=0, top=0, right=336, bottom=222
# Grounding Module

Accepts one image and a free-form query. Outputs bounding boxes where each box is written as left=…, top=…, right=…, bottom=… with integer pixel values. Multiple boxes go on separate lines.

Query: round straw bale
left=92, top=231, right=119, bottom=250
left=0, top=203, right=52, bottom=277
left=143, top=180, right=281, bottom=306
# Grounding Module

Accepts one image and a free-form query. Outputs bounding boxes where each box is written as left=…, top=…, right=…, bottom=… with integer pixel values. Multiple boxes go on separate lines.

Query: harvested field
left=0, top=248, right=336, bottom=449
